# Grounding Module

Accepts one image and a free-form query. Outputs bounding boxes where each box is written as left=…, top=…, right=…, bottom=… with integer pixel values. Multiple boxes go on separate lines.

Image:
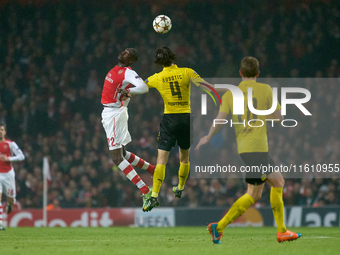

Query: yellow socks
left=151, top=164, right=166, bottom=198
left=178, top=162, right=190, bottom=190
left=216, top=193, right=254, bottom=232
left=151, top=162, right=190, bottom=197
left=270, top=187, right=287, bottom=233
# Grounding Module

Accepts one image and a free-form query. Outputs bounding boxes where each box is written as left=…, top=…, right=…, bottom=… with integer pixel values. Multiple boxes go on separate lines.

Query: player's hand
left=121, top=93, right=134, bottom=101
left=0, top=154, right=10, bottom=162
left=118, top=88, right=130, bottom=95
left=195, top=136, right=210, bottom=150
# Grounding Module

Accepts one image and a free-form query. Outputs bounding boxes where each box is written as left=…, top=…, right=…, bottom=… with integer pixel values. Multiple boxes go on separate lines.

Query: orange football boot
left=277, top=229, right=302, bottom=242
left=207, top=222, right=223, bottom=244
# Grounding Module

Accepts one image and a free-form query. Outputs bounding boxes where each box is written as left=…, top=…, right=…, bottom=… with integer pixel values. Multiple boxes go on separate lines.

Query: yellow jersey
left=219, top=80, right=281, bottom=154
left=145, top=65, right=201, bottom=114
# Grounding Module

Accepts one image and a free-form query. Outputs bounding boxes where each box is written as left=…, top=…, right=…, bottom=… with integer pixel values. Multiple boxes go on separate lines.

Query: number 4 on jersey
left=169, top=81, right=182, bottom=100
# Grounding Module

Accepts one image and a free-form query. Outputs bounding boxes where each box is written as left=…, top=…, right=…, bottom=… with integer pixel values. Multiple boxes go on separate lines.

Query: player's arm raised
left=195, top=111, right=228, bottom=150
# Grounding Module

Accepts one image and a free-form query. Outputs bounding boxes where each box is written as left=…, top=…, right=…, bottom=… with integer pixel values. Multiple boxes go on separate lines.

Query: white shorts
left=101, top=107, right=131, bottom=150
left=0, top=168, right=16, bottom=198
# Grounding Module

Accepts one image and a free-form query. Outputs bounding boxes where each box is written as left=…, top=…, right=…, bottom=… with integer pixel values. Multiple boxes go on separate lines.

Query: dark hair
left=240, top=56, right=259, bottom=78
left=0, top=123, right=6, bottom=130
left=154, top=47, right=177, bottom=67
left=127, top=48, right=139, bottom=62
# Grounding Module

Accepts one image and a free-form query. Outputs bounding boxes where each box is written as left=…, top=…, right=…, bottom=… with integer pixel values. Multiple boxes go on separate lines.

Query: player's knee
left=179, top=150, right=190, bottom=163
left=157, top=150, right=170, bottom=165
left=157, top=156, right=168, bottom=165
left=112, top=156, right=123, bottom=164
left=122, top=147, right=127, bottom=157
left=272, top=178, right=285, bottom=188
left=180, top=157, right=189, bottom=164
left=251, top=193, right=262, bottom=202
left=110, top=151, right=124, bottom=165
left=180, top=153, right=189, bottom=163
left=279, top=179, right=285, bottom=188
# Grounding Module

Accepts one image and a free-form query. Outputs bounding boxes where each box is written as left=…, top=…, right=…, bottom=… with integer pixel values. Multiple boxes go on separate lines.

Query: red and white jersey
left=101, top=66, right=148, bottom=108
left=0, top=139, right=25, bottom=173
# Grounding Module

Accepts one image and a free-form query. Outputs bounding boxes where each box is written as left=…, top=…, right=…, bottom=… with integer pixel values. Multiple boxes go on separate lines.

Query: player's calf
left=124, top=151, right=155, bottom=176
left=6, top=197, right=14, bottom=214
left=118, top=159, right=150, bottom=195
left=6, top=203, right=12, bottom=214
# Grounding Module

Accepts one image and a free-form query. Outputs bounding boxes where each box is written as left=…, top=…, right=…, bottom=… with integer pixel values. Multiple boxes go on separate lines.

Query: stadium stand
left=0, top=0, right=339, bottom=209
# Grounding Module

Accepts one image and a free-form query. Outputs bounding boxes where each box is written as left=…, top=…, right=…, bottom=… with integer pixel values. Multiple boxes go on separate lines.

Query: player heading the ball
left=141, top=47, right=214, bottom=212
left=101, top=48, right=155, bottom=207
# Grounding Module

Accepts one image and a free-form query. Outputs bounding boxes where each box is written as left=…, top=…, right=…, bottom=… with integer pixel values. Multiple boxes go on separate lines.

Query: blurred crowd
left=0, top=0, right=340, bottom=210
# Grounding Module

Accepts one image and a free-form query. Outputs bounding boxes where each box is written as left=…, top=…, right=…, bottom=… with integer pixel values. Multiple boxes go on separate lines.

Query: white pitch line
left=13, top=240, right=114, bottom=243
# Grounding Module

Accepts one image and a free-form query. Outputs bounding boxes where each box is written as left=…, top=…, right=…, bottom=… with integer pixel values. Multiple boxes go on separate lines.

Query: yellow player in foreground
left=196, top=57, right=302, bottom=243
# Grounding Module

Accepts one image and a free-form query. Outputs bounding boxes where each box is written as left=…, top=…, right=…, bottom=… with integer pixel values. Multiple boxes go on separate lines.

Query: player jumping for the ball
left=0, top=123, right=25, bottom=230
left=196, top=57, right=302, bottom=243
left=140, top=47, right=211, bottom=212
left=101, top=48, right=155, bottom=205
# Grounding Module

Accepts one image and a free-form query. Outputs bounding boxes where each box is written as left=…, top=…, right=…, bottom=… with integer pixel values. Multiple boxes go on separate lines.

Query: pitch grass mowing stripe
left=0, top=227, right=339, bottom=255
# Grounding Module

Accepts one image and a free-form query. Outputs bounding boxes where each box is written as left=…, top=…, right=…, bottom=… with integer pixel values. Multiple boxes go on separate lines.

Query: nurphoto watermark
left=190, top=78, right=339, bottom=179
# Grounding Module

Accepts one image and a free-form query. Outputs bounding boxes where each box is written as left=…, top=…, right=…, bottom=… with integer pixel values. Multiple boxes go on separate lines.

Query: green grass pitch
left=1, top=227, right=339, bottom=255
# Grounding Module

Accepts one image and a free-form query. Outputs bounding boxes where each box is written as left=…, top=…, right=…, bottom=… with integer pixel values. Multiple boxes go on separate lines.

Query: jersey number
left=107, top=137, right=115, bottom=147
left=169, top=81, right=182, bottom=100
left=7, top=189, right=14, bottom=196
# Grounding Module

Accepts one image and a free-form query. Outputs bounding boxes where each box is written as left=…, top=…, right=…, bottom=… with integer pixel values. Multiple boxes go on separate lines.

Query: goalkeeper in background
left=196, top=56, right=302, bottom=243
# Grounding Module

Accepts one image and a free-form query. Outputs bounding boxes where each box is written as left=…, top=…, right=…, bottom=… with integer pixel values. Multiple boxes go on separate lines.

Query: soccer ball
left=153, top=15, right=172, bottom=34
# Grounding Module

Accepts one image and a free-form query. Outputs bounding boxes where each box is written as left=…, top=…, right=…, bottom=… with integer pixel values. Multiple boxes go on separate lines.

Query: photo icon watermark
left=190, top=78, right=340, bottom=179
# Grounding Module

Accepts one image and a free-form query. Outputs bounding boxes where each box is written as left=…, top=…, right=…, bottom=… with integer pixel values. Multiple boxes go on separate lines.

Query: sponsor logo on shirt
left=168, top=101, right=189, bottom=106
left=105, top=76, right=113, bottom=83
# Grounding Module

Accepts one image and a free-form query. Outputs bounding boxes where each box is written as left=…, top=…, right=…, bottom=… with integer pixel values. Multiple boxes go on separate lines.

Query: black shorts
left=239, top=152, right=275, bottom=185
left=158, top=113, right=192, bottom=151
